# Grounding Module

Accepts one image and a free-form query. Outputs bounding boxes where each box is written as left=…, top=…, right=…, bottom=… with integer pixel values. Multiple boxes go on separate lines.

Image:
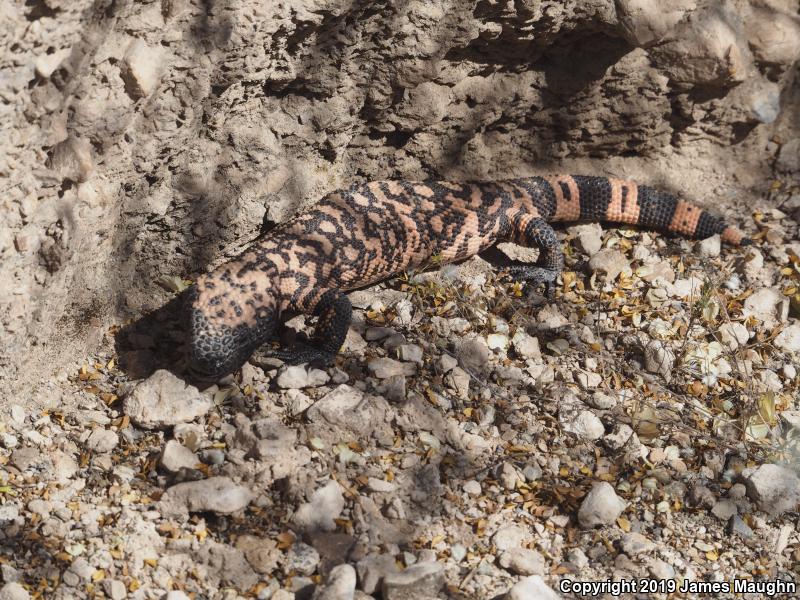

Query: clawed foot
left=505, top=265, right=559, bottom=300
left=527, top=279, right=556, bottom=300
left=255, top=343, right=336, bottom=369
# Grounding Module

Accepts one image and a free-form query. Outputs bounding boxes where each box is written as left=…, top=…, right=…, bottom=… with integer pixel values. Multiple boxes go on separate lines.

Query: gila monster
left=186, top=176, right=749, bottom=379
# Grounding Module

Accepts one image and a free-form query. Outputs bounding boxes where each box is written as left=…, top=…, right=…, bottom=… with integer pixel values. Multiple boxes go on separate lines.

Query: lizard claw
left=259, top=343, right=336, bottom=368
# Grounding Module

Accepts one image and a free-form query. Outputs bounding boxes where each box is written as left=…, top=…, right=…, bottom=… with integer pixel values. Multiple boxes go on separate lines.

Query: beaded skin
left=186, top=176, right=749, bottom=378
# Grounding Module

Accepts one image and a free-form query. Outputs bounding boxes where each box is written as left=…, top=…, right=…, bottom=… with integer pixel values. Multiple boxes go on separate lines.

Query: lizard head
left=185, top=265, right=277, bottom=380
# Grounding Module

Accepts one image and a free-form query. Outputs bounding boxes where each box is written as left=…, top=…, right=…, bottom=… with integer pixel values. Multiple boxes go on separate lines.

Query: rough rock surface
left=123, top=370, right=211, bottom=428
left=159, top=476, right=255, bottom=517
left=578, top=482, right=627, bottom=528
left=1, top=1, right=800, bottom=599
left=1, top=0, right=798, bottom=401
left=742, top=464, right=800, bottom=516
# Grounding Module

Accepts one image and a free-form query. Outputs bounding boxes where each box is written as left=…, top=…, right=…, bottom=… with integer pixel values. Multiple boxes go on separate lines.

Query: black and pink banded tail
left=538, top=175, right=750, bottom=246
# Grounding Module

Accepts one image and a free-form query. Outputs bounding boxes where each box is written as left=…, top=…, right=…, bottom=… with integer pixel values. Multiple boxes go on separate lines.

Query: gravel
left=1, top=1, right=799, bottom=598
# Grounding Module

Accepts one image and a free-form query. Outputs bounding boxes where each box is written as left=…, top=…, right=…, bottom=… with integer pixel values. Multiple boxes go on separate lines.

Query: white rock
left=383, top=375, right=406, bottom=403
left=576, top=371, right=602, bottom=390
left=512, top=331, right=541, bottom=360
left=668, top=275, right=705, bottom=299
left=523, top=464, right=543, bottom=482
left=9, top=405, right=24, bottom=424
left=294, top=480, right=345, bottom=532
left=0, top=583, right=30, bottom=600
left=397, top=344, right=423, bottom=364
left=567, top=548, right=589, bottom=570
left=438, top=354, right=458, bottom=373
left=506, top=575, right=561, bottom=600
left=342, top=329, right=368, bottom=353
left=367, top=477, right=396, bottom=493
left=312, top=563, right=356, bottom=600
left=644, top=340, right=675, bottom=380
left=164, top=593, right=190, bottom=600
left=492, top=525, right=528, bottom=551
left=307, top=385, right=389, bottom=441
left=0, top=505, right=19, bottom=523
left=121, top=38, right=165, bottom=99
left=160, top=477, right=254, bottom=517
left=742, top=464, right=800, bottom=515
left=463, top=480, right=482, bottom=496
left=284, top=389, right=315, bottom=415
left=719, top=322, right=750, bottom=350
left=775, top=323, right=800, bottom=352
left=499, top=548, right=546, bottom=576
left=276, top=365, right=330, bottom=389
left=589, top=249, right=631, bottom=281
left=743, top=288, right=785, bottom=326
left=562, top=410, right=604, bottom=441
left=711, top=499, right=737, bottom=520
left=648, top=558, right=675, bottom=580
left=160, top=440, right=198, bottom=472
left=444, top=367, right=471, bottom=399
left=620, top=532, right=655, bottom=555
left=615, top=0, right=694, bottom=46
left=587, top=391, right=617, bottom=410
left=486, top=333, right=509, bottom=351
left=123, top=370, right=211, bottom=429
left=500, top=462, right=520, bottom=490
left=367, top=358, right=416, bottom=378
left=85, top=428, right=119, bottom=453
left=784, top=363, right=797, bottom=380
left=451, top=544, right=467, bottom=562
left=697, top=234, right=721, bottom=258
left=638, top=260, right=675, bottom=283
left=381, top=562, right=444, bottom=600
left=286, top=543, right=320, bottom=576
left=102, top=580, right=126, bottom=600
left=776, top=139, right=800, bottom=174
left=537, top=305, right=570, bottom=329
left=578, top=482, right=626, bottom=528
left=35, top=48, right=71, bottom=78
left=780, top=410, right=800, bottom=432
left=573, top=223, right=603, bottom=256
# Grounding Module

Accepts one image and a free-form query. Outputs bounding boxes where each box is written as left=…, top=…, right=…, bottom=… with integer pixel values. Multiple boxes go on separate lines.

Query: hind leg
left=504, top=214, right=564, bottom=298
left=260, top=289, right=352, bottom=367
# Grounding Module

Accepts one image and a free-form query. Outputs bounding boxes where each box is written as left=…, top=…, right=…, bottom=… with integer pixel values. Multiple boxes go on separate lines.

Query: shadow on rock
left=113, top=290, right=190, bottom=383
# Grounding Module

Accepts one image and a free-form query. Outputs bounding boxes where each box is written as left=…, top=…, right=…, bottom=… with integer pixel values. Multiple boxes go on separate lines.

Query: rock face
left=2, top=0, right=798, bottom=398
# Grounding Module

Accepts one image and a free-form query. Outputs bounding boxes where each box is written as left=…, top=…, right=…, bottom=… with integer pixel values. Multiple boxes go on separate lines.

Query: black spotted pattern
left=187, top=175, right=747, bottom=379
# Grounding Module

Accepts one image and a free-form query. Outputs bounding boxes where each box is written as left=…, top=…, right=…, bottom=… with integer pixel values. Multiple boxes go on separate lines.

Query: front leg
left=266, top=289, right=352, bottom=367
